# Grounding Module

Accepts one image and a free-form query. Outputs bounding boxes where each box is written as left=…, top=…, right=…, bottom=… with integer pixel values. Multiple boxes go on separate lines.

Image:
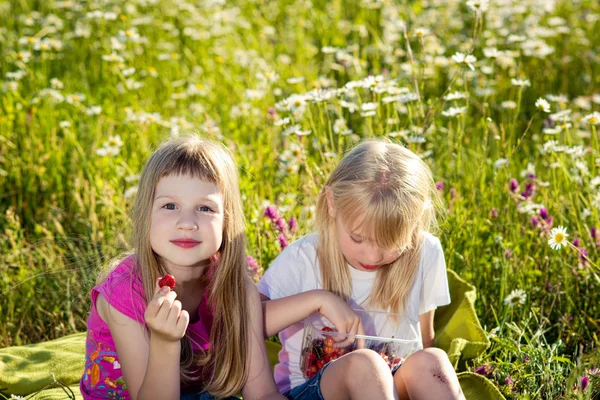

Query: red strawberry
left=158, top=274, right=176, bottom=290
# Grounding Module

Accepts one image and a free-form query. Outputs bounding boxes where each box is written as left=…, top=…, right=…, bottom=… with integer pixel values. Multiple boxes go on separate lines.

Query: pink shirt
left=80, top=256, right=213, bottom=399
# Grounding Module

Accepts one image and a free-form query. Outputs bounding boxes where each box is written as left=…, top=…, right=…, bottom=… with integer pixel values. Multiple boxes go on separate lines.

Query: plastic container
left=299, top=309, right=421, bottom=379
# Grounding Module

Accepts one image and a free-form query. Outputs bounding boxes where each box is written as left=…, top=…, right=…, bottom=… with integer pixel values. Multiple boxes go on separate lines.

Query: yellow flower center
left=554, top=233, right=565, bottom=243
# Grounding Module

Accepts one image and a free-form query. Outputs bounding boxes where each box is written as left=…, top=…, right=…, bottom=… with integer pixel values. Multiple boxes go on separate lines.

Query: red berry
left=158, top=274, right=176, bottom=290
left=324, top=336, right=335, bottom=348
left=392, top=357, right=404, bottom=365
left=317, top=359, right=326, bottom=370
left=322, top=326, right=333, bottom=332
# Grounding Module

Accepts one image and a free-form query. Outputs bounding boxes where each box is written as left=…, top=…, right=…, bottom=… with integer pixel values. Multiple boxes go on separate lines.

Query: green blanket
left=0, top=270, right=504, bottom=399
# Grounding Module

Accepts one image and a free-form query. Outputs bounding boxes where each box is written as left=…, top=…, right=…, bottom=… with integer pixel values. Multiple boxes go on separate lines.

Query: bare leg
left=394, top=348, right=465, bottom=400
left=320, top=349, right=399, bottom=400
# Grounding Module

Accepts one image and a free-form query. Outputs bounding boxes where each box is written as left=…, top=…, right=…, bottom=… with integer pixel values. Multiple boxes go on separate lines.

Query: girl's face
left=150, top=174, right=224, bottom=272
left=335, top=217, right=402, bottom=272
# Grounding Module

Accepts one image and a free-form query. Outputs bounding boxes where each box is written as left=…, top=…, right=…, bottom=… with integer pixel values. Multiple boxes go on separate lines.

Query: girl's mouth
left=170, top=239, right=201, bottom=248
left=359, top=263, right=379, bottom=271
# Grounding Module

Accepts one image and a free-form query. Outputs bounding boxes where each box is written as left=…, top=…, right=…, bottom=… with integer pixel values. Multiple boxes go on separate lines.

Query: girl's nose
left=177, top=210, right=198, bottom=231
left=365, top=245, right=384, bottom=264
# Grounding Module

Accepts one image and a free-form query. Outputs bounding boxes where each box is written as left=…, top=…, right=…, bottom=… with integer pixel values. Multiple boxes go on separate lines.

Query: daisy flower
left=535, top=98, right=551, bottom=113
left=582, top=112, right=600, bottom=125
left=548, top=226, right=569, bottom=250
left=452, top=52, right=477, bottom=71
left=503, top=289, right=526, bottom=307
left=511, top=78, right=531, bottom=88
left=466, top=0, right=489, bottom=12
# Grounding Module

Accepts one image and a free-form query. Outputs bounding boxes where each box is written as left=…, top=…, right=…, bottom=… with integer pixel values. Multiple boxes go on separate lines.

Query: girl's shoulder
left=92, top=255, right=146, bottom=323
left=99, top=255, right=140, bottom=287
left=277, top=233, right=320, bottom=263
left=420, top=231, right=442, bottom=251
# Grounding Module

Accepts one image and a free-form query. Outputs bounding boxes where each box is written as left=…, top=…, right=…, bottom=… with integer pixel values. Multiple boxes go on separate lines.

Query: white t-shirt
left=257, top=232, right=451, bottom=393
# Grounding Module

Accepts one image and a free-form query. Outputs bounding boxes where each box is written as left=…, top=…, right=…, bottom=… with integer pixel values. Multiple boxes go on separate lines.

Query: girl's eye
left=198, top=206, right=212, bottom=212
left=350, top=236, right=362, bottom=244
left=162, top=203, right=177, bottom=210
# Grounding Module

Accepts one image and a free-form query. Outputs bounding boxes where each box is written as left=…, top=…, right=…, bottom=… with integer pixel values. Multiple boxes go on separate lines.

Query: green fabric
left=435, top=269, right=492, bottom=370
left=0, top=270, right=504, bottom=399
left=0, top=332, right=85, bottom=398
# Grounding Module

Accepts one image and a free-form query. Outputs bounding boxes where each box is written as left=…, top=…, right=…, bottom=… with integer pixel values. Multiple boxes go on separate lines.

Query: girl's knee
left=345, top=348, right=391, bottom=376
left=404, top=348, right=452, bottom=371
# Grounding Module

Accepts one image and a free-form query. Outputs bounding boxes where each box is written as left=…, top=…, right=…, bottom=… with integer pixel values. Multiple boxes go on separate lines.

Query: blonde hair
left=132, top=135, right=249, bottom=397
left=315, top=139, right=441, bottom=316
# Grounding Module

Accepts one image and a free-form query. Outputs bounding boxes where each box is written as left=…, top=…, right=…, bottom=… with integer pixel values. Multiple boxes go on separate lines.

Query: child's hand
left=317, top=291, right=366, bottom=349
left=144, top=280, right=190, bottom=342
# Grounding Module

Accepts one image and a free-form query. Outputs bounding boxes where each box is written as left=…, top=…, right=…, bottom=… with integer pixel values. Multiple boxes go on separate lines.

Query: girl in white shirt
left=258, top=139, right=465, bottom=400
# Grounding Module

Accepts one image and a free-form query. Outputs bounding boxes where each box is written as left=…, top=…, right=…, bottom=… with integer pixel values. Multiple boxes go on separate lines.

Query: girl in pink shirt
left=80, top=136, right=285, bottom=400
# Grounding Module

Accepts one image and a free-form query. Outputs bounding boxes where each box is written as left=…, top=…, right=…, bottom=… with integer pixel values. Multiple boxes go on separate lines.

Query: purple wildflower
left=475, top=365, right=492, bottom=376
left=278, top=234, right=288, bottom=250
left=539, top=208, right=549, bottom=221
left=264, top=205, right=279, bottom=221
left=521, top=182, right=535, bottom=199
left=581, top=375, right=589, bottom=391
left=491, top=208, right=498, bottom=218
left=505, top=376, right=514, bottom=386
left=579, top=248, right=589, bottom=265
left=531, top=216, right=540, bottom=228
left=288, top=217, right=298, bottom=235
left=436, top=181, right=444, bottom=191
left=247, top=255, right=260, bottom=279
left=509, top=178, right=519, bottom=193
left=275, top=217, right=287, bottom=233
left=545, top=216, right=553, bottom=227
left=572, top=237, right=580, bottom=247
left=504, top=249, right=512, bottom=259
left=543, top=118, right=555, bottom=129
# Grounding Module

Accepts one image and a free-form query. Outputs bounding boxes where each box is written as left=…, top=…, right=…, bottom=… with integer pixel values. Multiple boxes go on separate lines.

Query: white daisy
left=548, top=226, right=569, bottom=250
left=535, top=98, right=551, bottom=113
left=466, top=0, right=489, bottom=12
left=582, top=112, right=600, bottom=126
left=503, top=289, right=526, bottom=307
left=511, top=78, right=531, bottom=88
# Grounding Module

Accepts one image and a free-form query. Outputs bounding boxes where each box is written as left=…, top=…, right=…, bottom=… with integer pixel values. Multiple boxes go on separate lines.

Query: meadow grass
left=1, top=0, right=599, bottom=397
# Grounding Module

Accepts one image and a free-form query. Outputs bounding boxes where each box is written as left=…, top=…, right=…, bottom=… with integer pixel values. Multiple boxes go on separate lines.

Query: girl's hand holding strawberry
left=144, top=278, right=190, bottom=342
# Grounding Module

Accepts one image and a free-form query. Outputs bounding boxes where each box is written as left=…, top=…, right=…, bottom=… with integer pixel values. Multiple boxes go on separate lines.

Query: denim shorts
left=283, top=358, right=403, bottom=400
left=283, top=362, right=332, bottom=400
left=180, top=391, right=239, bottom=400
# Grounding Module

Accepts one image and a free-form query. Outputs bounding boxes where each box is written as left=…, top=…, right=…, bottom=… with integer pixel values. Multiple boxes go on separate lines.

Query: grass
left=1, top=0, right=599, bottom=397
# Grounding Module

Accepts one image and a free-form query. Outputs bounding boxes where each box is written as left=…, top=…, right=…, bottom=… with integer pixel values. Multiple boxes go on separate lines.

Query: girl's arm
left=97, top=286, right=189, bottom=400
left=419, top=310, right=435, bottom=348
left=261, top=290, right=365, bottom=344
left=241, top=284, right=287, bottom=400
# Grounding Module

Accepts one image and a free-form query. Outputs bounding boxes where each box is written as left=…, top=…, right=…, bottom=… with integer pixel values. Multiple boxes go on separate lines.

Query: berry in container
left=300, top=309, right=421, bottom=379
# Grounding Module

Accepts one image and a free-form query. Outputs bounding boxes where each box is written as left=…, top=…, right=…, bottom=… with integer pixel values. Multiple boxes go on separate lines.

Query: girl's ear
left=325, top=187, right=336, bottom=218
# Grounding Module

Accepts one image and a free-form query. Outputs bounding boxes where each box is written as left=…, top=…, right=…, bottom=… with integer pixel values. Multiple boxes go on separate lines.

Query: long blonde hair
left=315, top=139, right=441, bottom=316
left=132, top=135, right=249, bottom=397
